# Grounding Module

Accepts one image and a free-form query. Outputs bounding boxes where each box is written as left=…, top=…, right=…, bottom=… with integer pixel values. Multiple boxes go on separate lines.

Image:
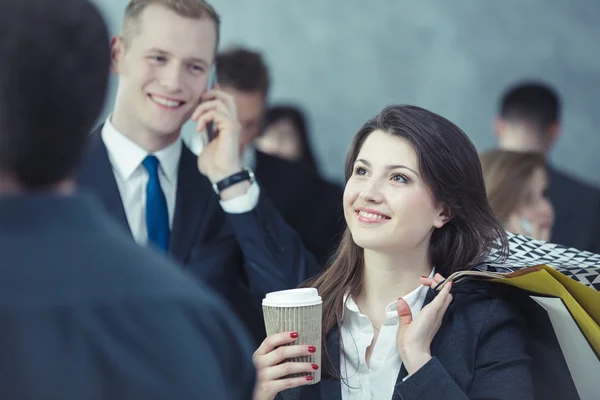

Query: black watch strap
left=212, top=168, right=255, bottom=195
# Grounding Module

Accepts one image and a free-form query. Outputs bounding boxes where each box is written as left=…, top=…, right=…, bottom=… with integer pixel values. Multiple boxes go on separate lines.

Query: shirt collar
left=343, top=267, right=435, bottom=319
left=101, top=116, right=182, bottom=183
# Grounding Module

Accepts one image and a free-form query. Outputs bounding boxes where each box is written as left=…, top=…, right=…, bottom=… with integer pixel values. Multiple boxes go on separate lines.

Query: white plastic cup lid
left=262, top=288, right=322, bottom=307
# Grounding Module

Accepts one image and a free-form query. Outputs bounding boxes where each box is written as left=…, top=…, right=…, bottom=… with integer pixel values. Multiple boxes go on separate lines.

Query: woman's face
left=253, top=118, right=303, bottom=161
left=343, top=130, right=449, bottom=254
left=506, top=166, right=554, bottom=241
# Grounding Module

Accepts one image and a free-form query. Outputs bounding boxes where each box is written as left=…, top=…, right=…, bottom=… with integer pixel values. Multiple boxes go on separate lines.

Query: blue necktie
left=142, top=155, right=169, bottom=253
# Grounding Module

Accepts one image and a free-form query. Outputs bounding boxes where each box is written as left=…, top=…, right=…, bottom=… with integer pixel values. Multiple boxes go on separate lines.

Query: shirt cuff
left=219, top=181, right=260, bottom=214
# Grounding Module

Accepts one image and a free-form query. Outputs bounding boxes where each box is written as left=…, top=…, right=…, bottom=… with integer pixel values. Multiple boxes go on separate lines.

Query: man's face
left=112, top=5, right=217, bottom=141
left=495, top=118, right=559, bottom=155
left=221, top=86, right=266, bottom=150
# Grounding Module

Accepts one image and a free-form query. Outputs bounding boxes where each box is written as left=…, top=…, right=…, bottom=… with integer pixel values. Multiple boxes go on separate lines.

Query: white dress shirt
left=101, top=118, right=260, bottom=246
left=340, top=268, right=434, bottom=400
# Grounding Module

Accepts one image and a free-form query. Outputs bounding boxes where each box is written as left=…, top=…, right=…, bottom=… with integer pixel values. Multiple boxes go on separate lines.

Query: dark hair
left=216, top=47, right=270, bottom=95
left=264, top=104, right=318, bottom=173
left=302, top=105, right=508, bottom=376
left=0, top=0, right=110, bottom=188
left=480, top=149, right=547, bottom=225
left=500, top=81, right=561, bottom=134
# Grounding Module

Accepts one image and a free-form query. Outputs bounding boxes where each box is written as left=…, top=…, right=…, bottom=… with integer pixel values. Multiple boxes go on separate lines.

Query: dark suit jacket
left=77, top=130, right=320, bottom=344
left=0, top=192, right=255, bottom=400
left=279, top=281, right=578, bottom=400
left=254, top=150, right=344, bottom=266
left=548, top=166, right=600, bottom=252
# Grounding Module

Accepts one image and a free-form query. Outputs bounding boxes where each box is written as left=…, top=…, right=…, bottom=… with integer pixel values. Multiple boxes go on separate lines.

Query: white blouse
left=339, top=270, right=433, bottom=400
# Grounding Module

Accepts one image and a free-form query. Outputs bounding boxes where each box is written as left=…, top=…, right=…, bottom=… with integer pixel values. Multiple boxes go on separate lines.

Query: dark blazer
left=279, top=280, right=578, bottom=400
left=254, top=150, right=344, bottom=266
left=0, top=193, right=255, bottom=400
left=77, top=129, right=321, bottom=344
left=548, top=166, right=600, bottom=252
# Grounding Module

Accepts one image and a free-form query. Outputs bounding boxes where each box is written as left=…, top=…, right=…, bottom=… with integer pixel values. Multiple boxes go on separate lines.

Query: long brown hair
left=301, top=105, right=508, bottom=376
left=480, top=149, right=547, bottom=225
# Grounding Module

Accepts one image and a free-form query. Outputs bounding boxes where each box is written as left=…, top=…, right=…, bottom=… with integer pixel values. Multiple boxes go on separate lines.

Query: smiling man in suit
left=0, top=0, right=255, bottom=398
left=77, top=0, right=319, bottom=344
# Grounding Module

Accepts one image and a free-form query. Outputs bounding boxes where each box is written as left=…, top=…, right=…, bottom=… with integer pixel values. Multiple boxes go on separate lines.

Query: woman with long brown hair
left=252, top=105, right=533, bottom=400
left=480, top=149, right=554, bottom=241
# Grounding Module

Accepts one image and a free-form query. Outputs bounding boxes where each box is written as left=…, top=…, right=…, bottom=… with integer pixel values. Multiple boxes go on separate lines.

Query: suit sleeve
left=393, top=299, right=534, bottom=400
left=225, top=189, right=321, bottom=296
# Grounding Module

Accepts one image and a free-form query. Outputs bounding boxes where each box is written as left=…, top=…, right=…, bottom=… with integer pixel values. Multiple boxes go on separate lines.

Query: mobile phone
left=205, top=66, right=218, bottom=142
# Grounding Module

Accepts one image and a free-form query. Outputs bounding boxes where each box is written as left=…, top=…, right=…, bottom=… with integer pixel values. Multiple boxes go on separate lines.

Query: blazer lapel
left=168, top=146, right=213, bottom=263
left=77, top=126, right=130, bottom=234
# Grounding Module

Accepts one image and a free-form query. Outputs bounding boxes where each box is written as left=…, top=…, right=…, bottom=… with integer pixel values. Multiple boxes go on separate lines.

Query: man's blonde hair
left=121, top=0, right=220, bottom=46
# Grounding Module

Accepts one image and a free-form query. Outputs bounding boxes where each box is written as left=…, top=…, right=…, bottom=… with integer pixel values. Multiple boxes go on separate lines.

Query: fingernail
left=290, top=332, right=299, bottom=339
left=311, top=364, right=319, bottom=370
left=308, top=346, right=316, bottom=353
left=420, top=275, right=427, bottom=278
left=306, top=376, right=313, bottom=381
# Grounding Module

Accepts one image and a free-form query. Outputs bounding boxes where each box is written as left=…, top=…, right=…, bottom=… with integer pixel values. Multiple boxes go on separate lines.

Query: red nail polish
left=308, top=346, right=317, bottom=353
left=312, top=364, right=319, bottom=370
left=306, top=376, right=313, bottom=381
left=290, top=332, right=299, bottom=339
left=420, top=275, right=427, bottom=278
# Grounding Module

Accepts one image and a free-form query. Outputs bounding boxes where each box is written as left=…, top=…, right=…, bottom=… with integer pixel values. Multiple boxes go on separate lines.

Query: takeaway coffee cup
left=262, top=288, right=323, bottom=383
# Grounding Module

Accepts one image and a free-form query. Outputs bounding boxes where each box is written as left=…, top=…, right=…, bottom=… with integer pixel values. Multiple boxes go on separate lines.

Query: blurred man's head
left=216, top=48, right=270, bottom=149
left=111, top=0, right=220, bottom=151
left=0, top=0, right=110, bottom=192
left=495, top=81, right=561, bottom=154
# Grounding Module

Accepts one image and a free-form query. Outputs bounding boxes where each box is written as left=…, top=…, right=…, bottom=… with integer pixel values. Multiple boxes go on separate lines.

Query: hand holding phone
left=190, top=68, right=243, bottom=185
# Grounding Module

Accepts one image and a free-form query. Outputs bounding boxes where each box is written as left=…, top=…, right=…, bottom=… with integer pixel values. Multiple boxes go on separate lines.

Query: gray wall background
left=93, top=0, right=600, bottom=185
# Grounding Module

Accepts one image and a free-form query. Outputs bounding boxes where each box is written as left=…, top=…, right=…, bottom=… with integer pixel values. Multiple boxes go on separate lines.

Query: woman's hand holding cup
left=252, top=332, right=319, bottom=400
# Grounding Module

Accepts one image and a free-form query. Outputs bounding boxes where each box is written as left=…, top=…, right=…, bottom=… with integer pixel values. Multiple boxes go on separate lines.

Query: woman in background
left=480, top=149, right=554, bottom=241
left=255, top=105, right=345, bottom=265
left=255, top=105, right=319, bottom=172
left=252, top=105, right=533, bottom=400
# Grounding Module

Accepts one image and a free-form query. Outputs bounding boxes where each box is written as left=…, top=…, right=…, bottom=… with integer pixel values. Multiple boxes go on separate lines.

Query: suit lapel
left=168, top=146, right=213, bottom=263
left=77, top=126, right=130, bottom=234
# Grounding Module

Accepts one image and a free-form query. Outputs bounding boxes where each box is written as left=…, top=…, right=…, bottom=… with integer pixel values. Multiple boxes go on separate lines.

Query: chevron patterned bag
left=442, top=233, right=600, bottom=400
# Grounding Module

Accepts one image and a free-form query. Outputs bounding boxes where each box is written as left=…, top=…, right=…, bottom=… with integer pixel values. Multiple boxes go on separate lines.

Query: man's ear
left=545, top=122, right=561, bottom=149
left=110, top=35, right=124, bottom=75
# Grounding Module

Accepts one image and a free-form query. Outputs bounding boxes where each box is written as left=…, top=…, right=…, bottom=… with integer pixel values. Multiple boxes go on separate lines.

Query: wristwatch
left=212, top=168, right=256, bottom=195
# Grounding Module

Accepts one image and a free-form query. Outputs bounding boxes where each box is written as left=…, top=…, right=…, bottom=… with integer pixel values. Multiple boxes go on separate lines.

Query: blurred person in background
left=480, top=150, right=554, bottom=241
left=255, top=105, right=319, bottom=171
left=0, top=0, right=255, bottom=398
left=495, top=81, right=600, bottom=251
left=256, top=104, right=345, bottom=263
left=193, top=48, right=344, bottom=265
